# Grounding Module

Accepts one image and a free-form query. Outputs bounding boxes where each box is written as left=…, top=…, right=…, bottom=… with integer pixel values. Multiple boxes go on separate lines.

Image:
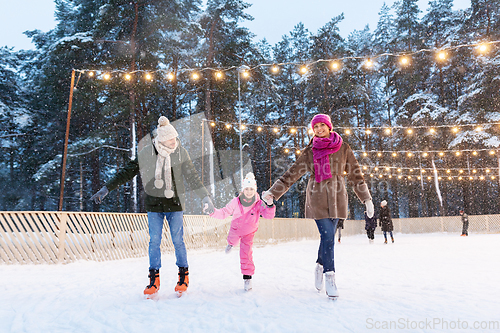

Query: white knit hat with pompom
left=242, top=172, right=257, bottom=191
left=156, top=116, right=178, bottom=141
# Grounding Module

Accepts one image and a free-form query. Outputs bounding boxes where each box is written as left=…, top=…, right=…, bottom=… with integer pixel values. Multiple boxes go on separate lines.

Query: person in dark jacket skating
left=379, top=200, right=394, bottom=244
left=336, top=219, right=344, bottom=243
left=460, top=210, right=469, bottom=236
left=364, top=211, right=377, bottom=243
left=90, top=116, right=215, bottom=297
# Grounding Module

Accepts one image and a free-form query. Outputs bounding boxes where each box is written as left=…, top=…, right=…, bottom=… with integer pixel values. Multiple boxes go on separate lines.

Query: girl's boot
left=243, top=275, right=252, bottom=291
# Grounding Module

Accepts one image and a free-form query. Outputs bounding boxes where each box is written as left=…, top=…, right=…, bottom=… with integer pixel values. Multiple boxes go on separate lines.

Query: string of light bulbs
left=364, top=174, right=497, bottom=181
left=356, top=148, right=499, bottom=157
left=74, top=40, right=499, bottom=80
left=277, top=145, right=499, bottom=156
left=278, top=167, right=499, bottom=181
left=204, top=119, right=500, bottom=136
left=279, top=148, right=499, bottom=173
left=360, top=165, right=498, bottom=173
left=335, top=168, right=499, bottom=181
left=208, top=117, right=500, bottom=164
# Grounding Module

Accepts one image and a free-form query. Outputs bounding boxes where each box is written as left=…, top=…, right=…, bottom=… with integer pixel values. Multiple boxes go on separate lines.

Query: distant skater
left=379, top=200, right=394, bottom=244
left=460, top=210, right=469, bottom=236
left=364, top=211, right=377, bottom=243
left=336, top=219, right=344, bottom=243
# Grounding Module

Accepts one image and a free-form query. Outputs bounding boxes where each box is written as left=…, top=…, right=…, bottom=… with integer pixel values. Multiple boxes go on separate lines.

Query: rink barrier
left=1, top=212, right=499, bottom=264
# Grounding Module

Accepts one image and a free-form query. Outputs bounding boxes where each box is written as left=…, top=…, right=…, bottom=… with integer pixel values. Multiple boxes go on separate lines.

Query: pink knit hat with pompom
left=310, top=114, right=333, bottom=130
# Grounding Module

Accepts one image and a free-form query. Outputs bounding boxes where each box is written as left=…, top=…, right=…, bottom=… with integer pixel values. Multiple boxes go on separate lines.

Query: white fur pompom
left=158, top=116, right=169, bottom=127
left=154, top=179, right=164, bottom=189
left=164, top=189, right=174, bottom=198
left=242, top=172, right=257, bottom=191
left=245, top=172, right=255, bottom=180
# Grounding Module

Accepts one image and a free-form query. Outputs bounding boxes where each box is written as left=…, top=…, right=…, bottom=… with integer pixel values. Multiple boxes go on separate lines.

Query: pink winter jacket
left=210, top=193, right=276, bottom=236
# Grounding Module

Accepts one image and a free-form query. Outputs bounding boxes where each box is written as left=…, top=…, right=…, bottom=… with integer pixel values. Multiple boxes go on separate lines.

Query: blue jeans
left=383, top=231, right=394, bottom=240
left=147, top=211, right=188, bottom=270
left=315, top=218, right=339, bottom=273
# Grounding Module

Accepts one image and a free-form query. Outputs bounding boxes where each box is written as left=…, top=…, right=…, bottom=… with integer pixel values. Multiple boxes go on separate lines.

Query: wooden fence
left=1, top=211, right=499, bottom=265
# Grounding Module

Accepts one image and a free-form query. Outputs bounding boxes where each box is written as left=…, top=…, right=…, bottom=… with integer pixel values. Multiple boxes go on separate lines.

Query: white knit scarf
left=153, top=139, right=178, bottom=198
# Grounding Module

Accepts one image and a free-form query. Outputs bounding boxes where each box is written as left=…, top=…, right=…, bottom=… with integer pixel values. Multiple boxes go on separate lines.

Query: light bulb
left=400, top=56, right=410, bottom=66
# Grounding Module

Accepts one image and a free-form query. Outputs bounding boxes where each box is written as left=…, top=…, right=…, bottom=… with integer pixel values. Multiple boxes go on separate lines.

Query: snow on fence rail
left=1, top=211, right=499, bottom=265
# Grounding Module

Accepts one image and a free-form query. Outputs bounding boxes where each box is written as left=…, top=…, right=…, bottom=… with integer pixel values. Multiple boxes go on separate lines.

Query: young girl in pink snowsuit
left=210, top=173, right=276, bottom=291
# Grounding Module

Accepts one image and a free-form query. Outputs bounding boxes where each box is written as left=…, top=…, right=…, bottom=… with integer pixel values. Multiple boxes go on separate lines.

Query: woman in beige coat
left=263, top=114, right=374, bottom=298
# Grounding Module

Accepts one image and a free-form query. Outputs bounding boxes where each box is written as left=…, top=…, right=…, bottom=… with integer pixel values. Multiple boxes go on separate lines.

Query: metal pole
left=79, top=160, right=83, bottom=211
left=269, top=132, right=272, bottom=187
left=238, top=70, right=243, bottom=187
left=201, top=120, right=205, bottom=184
left=58, top=69, right=76, bottom=211
left=497, top=149, right=500, bottom=188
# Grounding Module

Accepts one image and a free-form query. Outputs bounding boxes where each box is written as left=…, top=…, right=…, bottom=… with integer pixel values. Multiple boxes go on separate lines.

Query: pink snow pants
left=227, top=228, right=256, bottom=276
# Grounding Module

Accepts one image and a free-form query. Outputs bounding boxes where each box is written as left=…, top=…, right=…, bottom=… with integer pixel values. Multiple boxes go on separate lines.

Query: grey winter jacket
left=105, top=136, right=209, bottom=212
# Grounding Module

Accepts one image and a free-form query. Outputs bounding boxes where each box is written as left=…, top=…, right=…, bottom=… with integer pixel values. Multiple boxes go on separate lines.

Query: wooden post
left=57, top=212, right=68, bottom=263
left=58, top=69, right=76, bottom=211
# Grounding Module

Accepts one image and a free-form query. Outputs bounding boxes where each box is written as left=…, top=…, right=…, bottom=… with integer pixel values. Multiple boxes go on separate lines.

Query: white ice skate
left=325, top=271, right=339, bottom=299
left=315, top=263, right=324, bottom=291
left=244, top=279, right=252, bottom=291
left=225, top=245, right=233, bottom=254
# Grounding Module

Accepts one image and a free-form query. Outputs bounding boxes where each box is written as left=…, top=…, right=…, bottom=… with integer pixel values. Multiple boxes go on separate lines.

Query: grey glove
left=261, top=191, right=274, bottom=206
left=202, top=196, right=215, bottom=214
left=90, top=186, right=109, bottom=204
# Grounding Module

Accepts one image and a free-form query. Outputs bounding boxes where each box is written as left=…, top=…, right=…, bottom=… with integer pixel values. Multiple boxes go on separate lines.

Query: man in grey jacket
left=91, top=116, right=214, bottom=297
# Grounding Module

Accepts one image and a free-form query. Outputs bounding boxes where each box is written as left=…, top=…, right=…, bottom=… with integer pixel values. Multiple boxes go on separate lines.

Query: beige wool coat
left=268, top=141, right=372, bottom=220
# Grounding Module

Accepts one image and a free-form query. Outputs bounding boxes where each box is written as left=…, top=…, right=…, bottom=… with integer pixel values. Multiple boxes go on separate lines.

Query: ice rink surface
left=1, top=233, right=499, bottom=332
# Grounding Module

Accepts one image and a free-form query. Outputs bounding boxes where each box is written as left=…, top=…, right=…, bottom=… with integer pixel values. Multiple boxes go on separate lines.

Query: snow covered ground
left=1, top=233, right=499, bottom=333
